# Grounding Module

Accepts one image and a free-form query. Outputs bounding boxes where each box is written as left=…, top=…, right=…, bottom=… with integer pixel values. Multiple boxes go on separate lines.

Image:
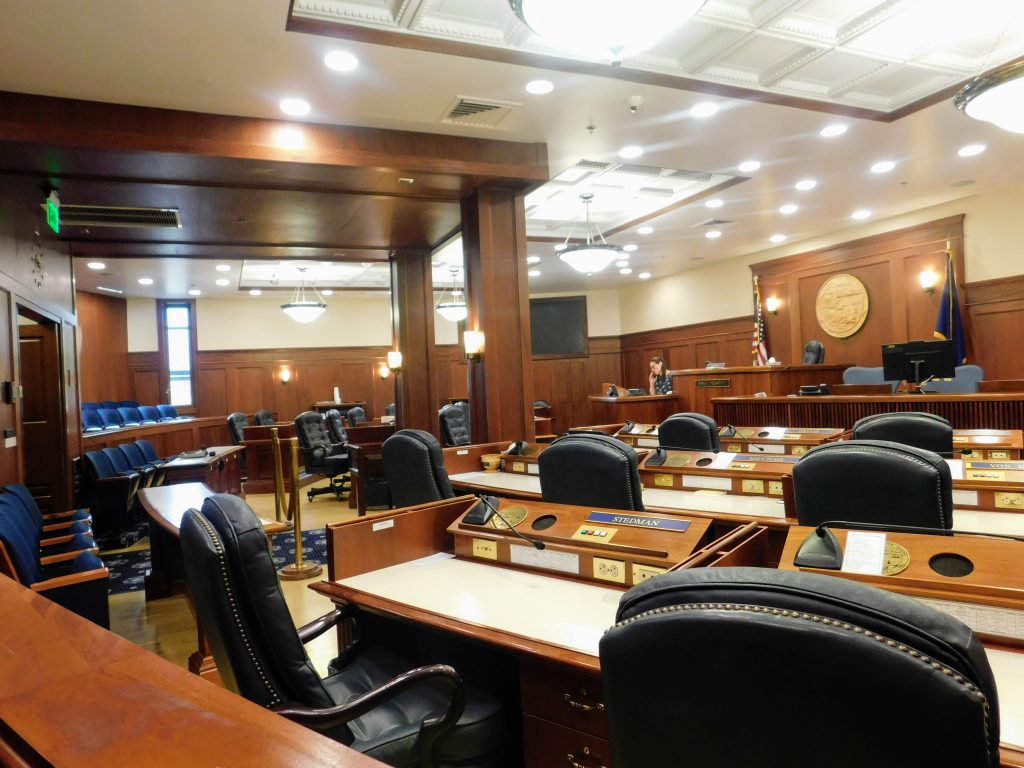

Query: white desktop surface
left=988, top=648, right=1024, bottom=749
left=451, top=471, right=540, bottom=494
left=335, top=553, right=620, bottom=656
left=953, top=509, right=1024, bottom=536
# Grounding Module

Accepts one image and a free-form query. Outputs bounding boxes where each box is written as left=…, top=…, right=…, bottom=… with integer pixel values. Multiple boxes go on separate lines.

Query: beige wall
left=619, top=182, right=1024, bottom=335
left=126, top=297, right=158, bottom=352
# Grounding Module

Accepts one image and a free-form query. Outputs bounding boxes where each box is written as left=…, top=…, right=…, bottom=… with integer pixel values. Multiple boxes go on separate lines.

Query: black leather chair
left=385, top=403, right=396, bottom=417
left=254, top=409, right=275, bottom=426
left=438, top=402, right=471, bottom=447
left=657, top=412, right=721, bottom=452
left=346, top=406, right=367, bottom=427
left=227, top=411, right=250, bottom=445
left=852, top=411, right=954, bottom=457
left=600, top=567, right=999, bottom=768
left=325, top=409, right=349, bottom=445
left=294, top=411, right=350, bottom=501
left=179, top=494, right=502, bottom=766
left=539, top=433, right=643, bottom=511
left=793, top=439, right=953, bottom=529
left=802, top=339, right=825, bottom=364
left=382, top=429, right=455, bottom=508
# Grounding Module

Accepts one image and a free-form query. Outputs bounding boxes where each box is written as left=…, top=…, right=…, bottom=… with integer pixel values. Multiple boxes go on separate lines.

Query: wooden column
left=390, top=249, right=438, bottom=435
left=462, top=187, right=535, bottom=443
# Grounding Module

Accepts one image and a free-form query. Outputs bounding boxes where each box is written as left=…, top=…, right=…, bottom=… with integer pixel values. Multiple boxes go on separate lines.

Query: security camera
left=627, top=95, right=644, bottom=114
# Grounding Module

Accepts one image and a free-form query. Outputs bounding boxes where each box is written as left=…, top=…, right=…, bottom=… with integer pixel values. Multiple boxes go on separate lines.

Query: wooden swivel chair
left=600, top=567, right=999, bottom=767
left=539, top=433, right=643, bottom=511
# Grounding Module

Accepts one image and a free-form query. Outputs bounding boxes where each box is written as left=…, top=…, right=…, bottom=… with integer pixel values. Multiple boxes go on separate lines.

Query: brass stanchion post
left=271, top=427, right=287, bottom=523
left=279, top=436, right=322, bottom=580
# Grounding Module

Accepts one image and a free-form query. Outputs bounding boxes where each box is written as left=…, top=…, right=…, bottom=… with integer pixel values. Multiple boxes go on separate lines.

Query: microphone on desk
left=472, top=495, right=546, bottom=550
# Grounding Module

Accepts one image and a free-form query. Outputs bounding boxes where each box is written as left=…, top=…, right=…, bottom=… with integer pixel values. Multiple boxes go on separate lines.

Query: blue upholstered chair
left=116, top=406, right=143, bottom=426
left=81, top=401, right=100, bottom=412
left=138, top=405, right=162, bottom=423
left=841, top=366, right=899, bottom=392
left=82, top=410, right=104, bottom=432
left=117, top=400, right=140, bottom=408
left=156, top=404, right=180, bottom=421
left=922, top=364, right=985, bottom=394
left=136, top=439, right=168, bottom=466
left=97, top=408, right=123, bottom=429
left=102, top=446, right=156, bottom=488
left=118, top=442, right=167, bottom=487
left=100, top=401, right=119, bottom=410
left=82, top=450, right=140, bottom=534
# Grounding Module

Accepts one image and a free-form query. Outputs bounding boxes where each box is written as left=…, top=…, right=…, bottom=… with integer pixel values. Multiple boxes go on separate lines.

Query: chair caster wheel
left=307, top=492, right=315, bottom=502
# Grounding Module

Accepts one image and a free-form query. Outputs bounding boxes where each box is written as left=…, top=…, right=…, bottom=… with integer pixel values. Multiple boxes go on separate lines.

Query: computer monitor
left=881, top=340, right=956, bottom=385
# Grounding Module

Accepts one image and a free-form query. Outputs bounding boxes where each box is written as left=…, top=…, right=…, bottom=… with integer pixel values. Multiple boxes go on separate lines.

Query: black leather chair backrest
left=600, top=567, right=999, bottom=768
left=254, top=409, right=275, bottom=426
left=382, top=429, right=454, bottom=508
left=802, top=339, right=825, bottom=364
left=227, top=411, right=250, bottom=445
left=852, top=411, right=954, bottom=457
left=179, top=494, right=335, bottom=711
left=384, top=403, right=395, bottom=417
left=793, top=439, right=954, bottom=528
left=657, top=412, right=720, bottom=452
left=539, top=433, right=643, bottom=511
left=346, top=406, right=367, bottom=427
left=438, top=402, right=471, bottom=447
left=293, top=412, right=337, bottom=473
left=324, top=409, right=349, bottom=445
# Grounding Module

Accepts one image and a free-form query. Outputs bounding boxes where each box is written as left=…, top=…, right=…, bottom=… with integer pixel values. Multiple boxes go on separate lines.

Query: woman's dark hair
left=650, top=356, right=665, bottom=366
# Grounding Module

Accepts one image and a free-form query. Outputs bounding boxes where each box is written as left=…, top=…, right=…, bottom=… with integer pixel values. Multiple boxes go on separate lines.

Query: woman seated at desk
left=649, top=356, right=680, bottom=395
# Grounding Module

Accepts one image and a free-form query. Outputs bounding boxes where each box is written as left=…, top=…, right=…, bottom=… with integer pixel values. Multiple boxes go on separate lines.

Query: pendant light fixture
left=559, top=193, right=622, bottom=274
left=509, top=0, right=706, bottom=61
left=435, top=266, right=468, bottom=323
left=280, top=266, right=327, bottom=323
left=954, top=59, right=1024, bottom=134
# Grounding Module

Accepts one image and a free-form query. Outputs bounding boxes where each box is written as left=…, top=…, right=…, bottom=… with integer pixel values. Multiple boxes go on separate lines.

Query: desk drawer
left=521, top=660, right=608, bottom=739
left=523, top=714, right=614, bottom=768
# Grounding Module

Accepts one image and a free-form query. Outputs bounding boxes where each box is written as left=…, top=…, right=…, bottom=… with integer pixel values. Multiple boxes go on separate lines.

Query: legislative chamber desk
left=586, top=393, right=681, bottom=425
left=672, top=363, right=848, bottom=415
left=713, top=392, right=1024, bottom=430
left=161, top=444, right=244, bottom=494
left=311, top=496, right=1024, bottom=766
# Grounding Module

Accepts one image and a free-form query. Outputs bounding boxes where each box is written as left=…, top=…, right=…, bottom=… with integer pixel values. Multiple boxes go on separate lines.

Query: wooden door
left=19, top=315, right=65, bottom=513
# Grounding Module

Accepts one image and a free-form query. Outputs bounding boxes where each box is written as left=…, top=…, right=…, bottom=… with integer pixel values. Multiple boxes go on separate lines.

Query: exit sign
left=45, top=191, right=60, bottom=233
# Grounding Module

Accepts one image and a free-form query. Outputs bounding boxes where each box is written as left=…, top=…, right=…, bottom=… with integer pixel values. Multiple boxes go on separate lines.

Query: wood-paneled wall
left=76, top=291, right=130, bottom=403
left=531, top=337, right=623, bottom=434
left=965, top=274, right=1024, bottom=380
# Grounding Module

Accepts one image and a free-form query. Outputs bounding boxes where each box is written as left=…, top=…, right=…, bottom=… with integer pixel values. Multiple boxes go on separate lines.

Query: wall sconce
left=765, top=297, right=781, bottom=315
left=279, top=366, right=292, bottom=384
left=464, top=330, right=485, bottom=360
left=378, top=363, right=391, bottom=380
left=386, top=350, right=403, bottom=372
left=920, top=269, right=939, bottom=293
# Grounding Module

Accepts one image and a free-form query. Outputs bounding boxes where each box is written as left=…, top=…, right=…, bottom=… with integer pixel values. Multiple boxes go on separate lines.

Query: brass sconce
left=387, top=350, right=403, bottom=372
left=464, top=330, right=485, bottom=360
left=378, top=363, right=391, bottom=380
left=920, top=270, right=938, bottom=293
left=279, top=366, right=292, bottom=384
left=765, top=297, right=781, bottom=315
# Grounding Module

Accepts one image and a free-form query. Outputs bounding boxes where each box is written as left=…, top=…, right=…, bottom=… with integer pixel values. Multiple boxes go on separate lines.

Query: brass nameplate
left=696, top=378, right=731, bottom=388
left=654, top=474, right=674, bottom=487
left=783, top=433, right=801, bottom=439
left=966, top=470, right=1006, bottom=481
left=511, top=461, right=526, bottom=473
left=472, top=538, right=497, bottom=560
left=731, top=462, right=755, bottom=470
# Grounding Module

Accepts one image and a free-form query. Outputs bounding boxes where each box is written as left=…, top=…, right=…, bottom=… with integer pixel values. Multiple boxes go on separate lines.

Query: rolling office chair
left=179, top=494, right=502, bottom=767
left=293, top=411, right=350, bottom=502
left=538, top=433, right=644, bottom=511
left=324, top=409, right=349, bottom=445
left=802, top=339, right=826, bottom=364
left=851, top=411, right=954, bottom=458
left=657, top=412, right=721, bottom=452
left=438, top=402, right=471, bottom=447
left=254, top=409, right=276, bottom=426
left=382, top=429, right=455, bottom=508
left=600, top=567, right=999, bottom=767
left=346, top=406, right=367, bottom=427
left=227, top=411, right=250, bottom=445
left=793, top=439, right=953, bottom=529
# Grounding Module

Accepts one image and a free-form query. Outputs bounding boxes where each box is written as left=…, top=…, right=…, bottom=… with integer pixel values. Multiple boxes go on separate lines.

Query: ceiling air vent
left=58, top=205, right=182, bottom=229
left=696, top=218, right=735, bottom=227
left=441, top=96, right=518, bottom=128
left=668, top=169, right=713, bottom=182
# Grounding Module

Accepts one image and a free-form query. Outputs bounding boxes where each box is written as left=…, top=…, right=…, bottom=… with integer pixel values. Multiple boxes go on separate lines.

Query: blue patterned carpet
left=105, top=528, right=329, bottom=595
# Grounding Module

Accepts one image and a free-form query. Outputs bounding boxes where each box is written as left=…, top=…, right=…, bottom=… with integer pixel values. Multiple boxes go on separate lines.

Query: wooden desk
left=240, top=424, right=300, bottom=495
left=0, top=575, right=384, bottom=767
left=311, top=400, right=366, bottom=418
left=672, top=363, right=848, bottom=415
left=162, top=445, right=243, bottom=494
left=346, top=423, right=396, bottom=514
left=586, top=393, right=681, bottom=425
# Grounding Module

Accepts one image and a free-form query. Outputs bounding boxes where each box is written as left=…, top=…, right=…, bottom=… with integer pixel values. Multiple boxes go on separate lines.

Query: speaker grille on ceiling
left=58, top=205, right=182, bottom=228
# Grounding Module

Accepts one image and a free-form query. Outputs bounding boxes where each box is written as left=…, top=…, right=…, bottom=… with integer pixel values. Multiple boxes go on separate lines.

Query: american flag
left=752, top=275, right=769, bottom=366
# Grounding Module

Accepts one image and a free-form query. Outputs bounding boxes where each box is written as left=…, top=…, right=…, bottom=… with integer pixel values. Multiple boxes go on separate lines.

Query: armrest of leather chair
left=296, top=607, right=344, bottom=644
left=31, top=551, right=109, bottom=628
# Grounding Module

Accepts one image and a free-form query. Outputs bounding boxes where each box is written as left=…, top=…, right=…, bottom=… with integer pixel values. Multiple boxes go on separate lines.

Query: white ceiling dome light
left=954, top=60, right=1024, bottom=134
left=280, top=267, right=327, bottom=323
left=558, top=193, right=622, bottom=274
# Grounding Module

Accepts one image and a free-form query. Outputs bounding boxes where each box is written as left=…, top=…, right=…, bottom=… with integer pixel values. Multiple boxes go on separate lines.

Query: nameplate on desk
left=735, top=454, right=799, bottom=464
left=695, top=378, right=731, bottom=388
left=965, top=461, right=1024, bottom=470
left=586, top=512, right=691, bottom=532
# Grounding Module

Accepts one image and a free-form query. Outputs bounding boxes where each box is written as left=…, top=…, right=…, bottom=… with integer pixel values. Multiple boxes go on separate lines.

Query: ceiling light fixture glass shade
left=281, top=266, right=327, bottom=323
left=509, top=0, right=706, bottom=61
left=435, top=267, right=468, bottom=323
left=559, top=193, right=622, bottom=274
left=954, top=60, right=1024, bottom=133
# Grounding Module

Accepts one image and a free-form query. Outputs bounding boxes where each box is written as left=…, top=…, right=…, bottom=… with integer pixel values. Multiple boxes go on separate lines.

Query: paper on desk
left=841, top=531, right=886, bottom=575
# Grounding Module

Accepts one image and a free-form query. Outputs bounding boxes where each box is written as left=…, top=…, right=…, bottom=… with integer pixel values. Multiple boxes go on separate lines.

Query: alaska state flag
left=934, top=250, right=966, bottom=364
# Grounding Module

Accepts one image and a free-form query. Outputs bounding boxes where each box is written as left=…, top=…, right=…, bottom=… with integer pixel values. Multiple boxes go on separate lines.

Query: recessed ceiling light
left=215, top=264, right=230, bottom=272
left=324, top=50, right=359, bottom=72
left=820, top=123, right=848, bottom=137
left=279, top=98, right=310, bottom=116
left=616, top=260, right=630, bottom=267
left=554, top=243, right=567, bottom=252
left=525, top=79, right=554, bottom=95
left=623, top=244, right=638, bottom=252
left=738, top=160, right=761, bottom=173
left=794, top=179, right=817, bottom=191
left=188, top=289, right=202, bottom=296
left=275, top=127, right=305, bottom=150
left=86, top=261, right=106, bottom=270
left=705, top=199, right=723, bottom=208
left=639, top=272, right=651, bottom=279
left=851, top=209, right=871, bottom=220
left=769, top=234, right=786, bottom=244
left=958, top=143, right=987, bottom=157
left=215, top=279, right=229, bottom=286
left=527, top=255, right=541, bottom=264
left=321, top=289, right=334, bottom=296
left=705, top=230, right=722, bottom=239
left=619, top=145, right=643, bottom=159
left=249, top=289, right=262, bottom=296
left=690, top=102, right=718, bottom=118
left=779, top=203, right=799, bottom=215
left=97, top=286, right=122, bottom=294
left=620, top=267, right=633, bottom=275
left=870, top=160, right=895, bottom=174
left=637, top=226, right=654, bottom=235
left=138, top=277, right=154, bottom=286
left=528, top=269, right=541, bottom=277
